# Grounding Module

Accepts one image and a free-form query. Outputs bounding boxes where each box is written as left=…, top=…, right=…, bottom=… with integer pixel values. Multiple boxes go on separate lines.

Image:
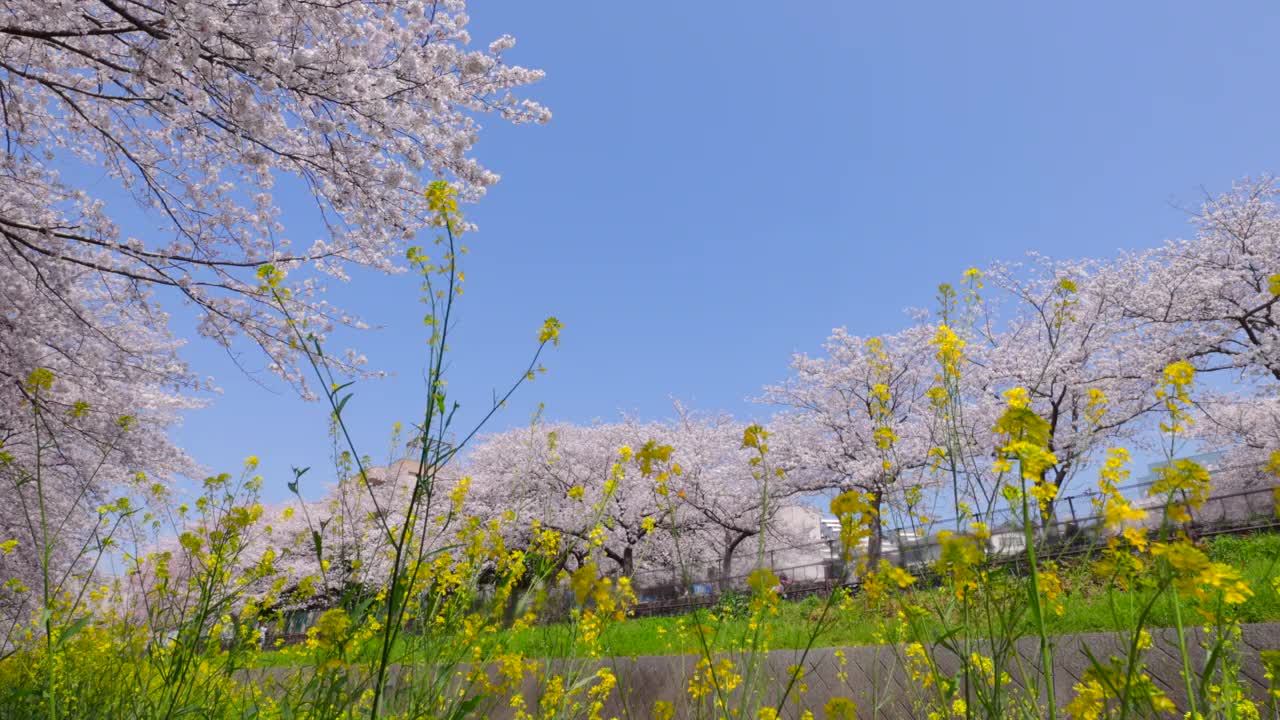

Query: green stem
left=32, top=390, right=56, bottom=720
left=1020, top=469, right=1056, bottom=720
left=1170, top=588, right=1199, bottom=718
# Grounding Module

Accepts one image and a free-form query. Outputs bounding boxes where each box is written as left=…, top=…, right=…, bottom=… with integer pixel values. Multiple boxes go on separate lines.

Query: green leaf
left=288, top=466, right=309, bottom=495
left=335, top=393, right=353, bottom=416
left=449, top=694, right=484, bottom=719
left=54, top=616, right=91, bottom=649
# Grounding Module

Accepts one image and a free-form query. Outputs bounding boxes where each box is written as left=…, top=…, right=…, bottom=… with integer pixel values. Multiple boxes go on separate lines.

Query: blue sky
left=169, top=1, right=1280, bottom=502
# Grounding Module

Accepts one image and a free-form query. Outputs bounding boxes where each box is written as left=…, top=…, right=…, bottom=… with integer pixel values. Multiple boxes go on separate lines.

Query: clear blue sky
left=170, top=1, right=1280, bottom=502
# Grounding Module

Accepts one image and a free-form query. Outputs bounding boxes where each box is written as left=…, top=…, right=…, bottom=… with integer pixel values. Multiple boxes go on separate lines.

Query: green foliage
left=2, top=236, right=1277, bottom=720
left=492, top=532, right=1280, bottom=659
left=711, top=591, right=752, bottom=621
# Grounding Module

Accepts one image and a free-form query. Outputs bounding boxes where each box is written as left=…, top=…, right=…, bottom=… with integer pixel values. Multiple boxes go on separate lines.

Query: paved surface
left=496, top=623, right=1280, bottom=719
left=248, top=623, right=1279, bottom=718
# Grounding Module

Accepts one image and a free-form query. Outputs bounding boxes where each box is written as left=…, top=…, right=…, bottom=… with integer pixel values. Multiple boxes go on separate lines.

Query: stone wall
left=247, top=623, right=1278, bottom=718
left=499, top=623, right=1278, bottom=718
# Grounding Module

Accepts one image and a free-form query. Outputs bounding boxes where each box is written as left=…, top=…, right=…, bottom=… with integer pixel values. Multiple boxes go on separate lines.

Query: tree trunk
left=720, top=530, right=754, bottom=591
left=866, top=488, right=884, bottom=572
left=601, top=545, right=633, bottom=577
left=1040, top=466, right=1069, bottom=537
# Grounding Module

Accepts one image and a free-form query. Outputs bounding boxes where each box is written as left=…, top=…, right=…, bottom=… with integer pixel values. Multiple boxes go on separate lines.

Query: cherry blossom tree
left=0, top=358, right=194, bottom=631
left=1181, top=393, right=1280, bottom=491
left=264, top=459, right=410, bottom=605
left=0, top=0, right=546, bottom=613
left=1111, top=177, right=1280, bottom=382
left=764, top=264, right=1161, bottom=547
left=1, top=0, right=548, bottom=389
left=466, top=421, right=672, bottom=578
left=763, top=325, right=938, bottom=567
left=659, top=408, right=811, bottom=585
left=982, top=257, right=1162, bottom=523
left=1105, top=176, right=1280, bottom=484
left=464, top=411, right=815, bottom=584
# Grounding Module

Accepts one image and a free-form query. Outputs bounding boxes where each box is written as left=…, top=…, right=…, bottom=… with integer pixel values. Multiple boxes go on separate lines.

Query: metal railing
left=627, top=479, right=1278, bottom=617
left=263, top=464, right=1278, bottom=634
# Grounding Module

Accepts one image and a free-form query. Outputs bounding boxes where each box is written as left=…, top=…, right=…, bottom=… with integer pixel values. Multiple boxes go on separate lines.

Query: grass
left=504, top=531, right=1280, bottom=658
left=252, top=531, right=1279, bottom=665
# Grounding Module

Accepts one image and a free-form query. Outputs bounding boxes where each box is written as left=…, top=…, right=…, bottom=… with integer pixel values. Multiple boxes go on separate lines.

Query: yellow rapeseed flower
left=1156, top=361, right=1196, bottom=434
left=824, top=696, right=858, bottom=720
left=255, top=263, right=285, bottom=291
left=425, top=179, right=458, bottom=215
left=1085, top=387, right=1108, bottom=425
left=931, top=324, right=965, bottom=378
left=538, top=316, right=563, bottom=345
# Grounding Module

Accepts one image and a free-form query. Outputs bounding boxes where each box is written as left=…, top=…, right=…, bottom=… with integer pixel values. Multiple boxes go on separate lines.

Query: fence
left=265, top=466, right=1278, bottom=635
left=628, top=477, right=1279, bottom=617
